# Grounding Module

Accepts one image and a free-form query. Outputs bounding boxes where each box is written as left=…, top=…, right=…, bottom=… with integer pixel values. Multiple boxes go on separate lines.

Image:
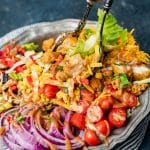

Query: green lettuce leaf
left=97, top=9, right=128, bottom=51
left=22, top=42, right=39, bottom=51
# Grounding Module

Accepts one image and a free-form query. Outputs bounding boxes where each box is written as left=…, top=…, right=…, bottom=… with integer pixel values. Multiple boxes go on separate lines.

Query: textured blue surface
left=0, top=0, right=150, bottom=149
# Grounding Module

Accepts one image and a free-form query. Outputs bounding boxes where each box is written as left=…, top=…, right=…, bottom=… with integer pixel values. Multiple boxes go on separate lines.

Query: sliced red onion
left=3, top=136, right=23, bottom=150
left=48, top=123, right=65, bottom=140
left=10, top=124, right=35, bottom=150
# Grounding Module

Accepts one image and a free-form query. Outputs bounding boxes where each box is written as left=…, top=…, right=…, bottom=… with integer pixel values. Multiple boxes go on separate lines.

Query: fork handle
left=74, top=2, right=93, bottom=35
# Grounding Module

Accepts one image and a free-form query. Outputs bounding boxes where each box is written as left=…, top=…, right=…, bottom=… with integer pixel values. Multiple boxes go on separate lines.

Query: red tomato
left=15, top=65, right=26, bottom=73
left=108, top=108, right=127, bottom=128
left=70, top=113, right=85, bottom=130
left=84, top=129, right=101, bottom=146
left=122, top=92, right=138, bottom=108
left=42, top=84, right=59, bottom=99
left=86, top=106, right=104, bottom=123
left=99, top=96, right=114, bottom=111
left=26, top=76, right=33, bottom=86
left=81, top=89, right=94, bottom=102
left=79, top=100, right=89, bottom=114
left=1, top=58, right=15, bottom=68
left=95, top=119, right=110, bottom=136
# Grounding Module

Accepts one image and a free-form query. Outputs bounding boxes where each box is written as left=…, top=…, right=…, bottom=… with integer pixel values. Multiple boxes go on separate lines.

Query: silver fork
left=52, top=0, right=103, bottom=51
left=52, top=0, right=114, bottom=62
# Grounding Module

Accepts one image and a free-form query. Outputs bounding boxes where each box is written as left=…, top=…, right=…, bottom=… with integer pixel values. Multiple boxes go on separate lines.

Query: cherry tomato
left=81, top=89, right=94, bottom=102
left=108, top=108, right=127, bottom=128
left=99, top=96, right=114, bottom=111
left=15, top=65, right=26, bottom=73
left=1, top=58, right=15, bottom=68
left=84, top=129, right=101, bottom=146
left=79, top=100, right=89, bottom=114
left=41, top=84, right=59, bottom=99
left=122, top=92, right=138, bottom=108
left=70, top=113, right=85, bottom=130
left=87, top=106, right=103, bottom=123
left=95, top=119, right=110, bottom=136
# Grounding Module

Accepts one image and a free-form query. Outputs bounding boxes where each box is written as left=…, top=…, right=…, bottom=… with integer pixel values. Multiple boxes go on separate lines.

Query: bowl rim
left=0, top=19, right=150, bottom=150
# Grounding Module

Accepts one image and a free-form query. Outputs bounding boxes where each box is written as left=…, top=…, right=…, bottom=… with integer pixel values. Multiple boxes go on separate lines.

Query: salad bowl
left=0, top=19, right=150, bottom=150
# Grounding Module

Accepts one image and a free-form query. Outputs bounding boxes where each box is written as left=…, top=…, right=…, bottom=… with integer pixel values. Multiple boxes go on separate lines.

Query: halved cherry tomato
left=108, top=108, right=127, bottom=128
left=15, top=65, right=26, bottom=73
left=41, top=84, right=59, bottom=99
left=87, top=105, right=103, bottom=123
left=84, top=129, right=101, bottom=146
left=70, top=113, right=85, bottom=130
left=79, top=100, right=89, bottom=114
left=95, top=119, right=110, bottom=136
left=81, top=89, right=94, bottom=102
left=122, top=92, right=138, bottom=108
left=1, top=58, right=15, bottom=68
left=99, top=96, right=114, bottom=111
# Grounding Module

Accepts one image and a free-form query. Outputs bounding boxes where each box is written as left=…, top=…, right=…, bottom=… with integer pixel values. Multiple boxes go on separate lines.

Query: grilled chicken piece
left=63, top=54, right=85, bottom=77
left=41, top=51, right=60, bottom=64
left=132, top=65, right=150, bottom=80
left=112, top=62, right=132, bottom=77
left=56, top=35, right=77, bottom=54
left=42, top=38, right=54, bottom=51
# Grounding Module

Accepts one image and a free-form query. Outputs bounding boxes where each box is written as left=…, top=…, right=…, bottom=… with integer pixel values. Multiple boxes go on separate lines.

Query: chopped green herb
left=16, top=115, right=24, bottom=124
left=56, top=65, right=63, bottom=71
left=22, top=42, right=39, bottom=51
left=113, top=73, right=130, bottom=89
left=9, top=72, right=22, bottom=81
left=113, top=62, right=127, bottom=66
left=79, top=85, right=85, bottom=90
left=63, top=87, right=68, bottom=93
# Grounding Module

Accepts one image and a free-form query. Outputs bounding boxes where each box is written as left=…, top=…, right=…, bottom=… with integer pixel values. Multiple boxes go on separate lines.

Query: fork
left=52, top=0, right=114, bottom=61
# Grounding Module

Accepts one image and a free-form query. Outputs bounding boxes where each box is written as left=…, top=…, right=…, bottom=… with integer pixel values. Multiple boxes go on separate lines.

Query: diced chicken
left=42, top=38, right=54, bottom=51
left=56, top=35, right=77, bottom=54
left=41, top=51, right=60, bottom=64
left=132, top=65, right=150, bottom=80
left=112, top=62, right=132, bottom=77
left=63, top=54, right=85, bottom=77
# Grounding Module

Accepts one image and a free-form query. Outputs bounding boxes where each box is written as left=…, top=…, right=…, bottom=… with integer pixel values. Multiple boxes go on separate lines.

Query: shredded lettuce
left=133, top=78, right=150, bottom=84
left=96, top=9, right=128, bottom=51
left=9, top=72, right=23, bottom=81
left=73, top=35, right=96, bottom=57
left=22, top=42, right=39, bottom=51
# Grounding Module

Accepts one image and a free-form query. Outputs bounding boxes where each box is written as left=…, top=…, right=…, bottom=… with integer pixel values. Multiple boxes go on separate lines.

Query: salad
left=0, top=9, right=150, bottom=150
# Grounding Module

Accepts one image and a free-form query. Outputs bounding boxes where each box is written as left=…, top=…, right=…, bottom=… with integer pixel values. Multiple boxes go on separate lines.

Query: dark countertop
left=0, top=0, right=150, bottom=149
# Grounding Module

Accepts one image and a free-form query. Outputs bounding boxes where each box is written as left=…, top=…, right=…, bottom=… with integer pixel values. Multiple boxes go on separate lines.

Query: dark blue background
left=0, top=0, right=150, bottom=149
